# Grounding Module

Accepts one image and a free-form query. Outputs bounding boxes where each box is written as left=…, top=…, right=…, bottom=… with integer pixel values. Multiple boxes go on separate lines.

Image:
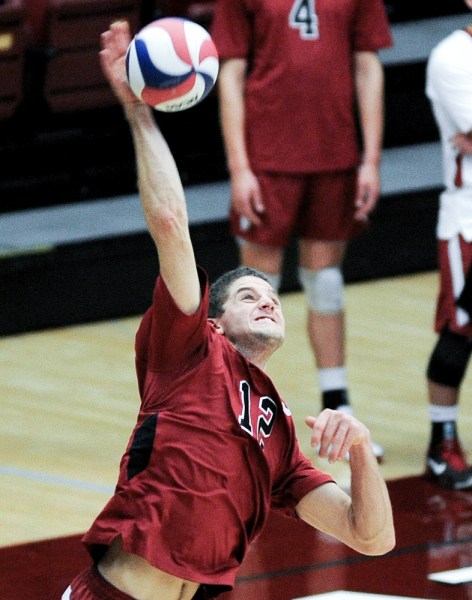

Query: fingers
left=238, top=203, right=263, bottom=227
left=111, top=20, right=133, bottom=56
left=252, top=186, right=265, bottom=217
left=317, top=411, right=351, bottom=463
left=99, top=21, right=139, bottom=106
left=99, top=23, right=126, bottom=80
left=243, top=187, right=265, bottom=227
left=232, top=172, right=265, bottom=227
left=100, top=21, right=130, bottom=58
left=305, top=415, right=316, bottom=429
left=99, top=37, right=113, bottom=80
left=355, top=180, right=378, bottom=209
left=306, top=409, right=369, bottom=463
left=355, top=164, right=380, bottom=221
left=246, top=208, right=263, bottom=227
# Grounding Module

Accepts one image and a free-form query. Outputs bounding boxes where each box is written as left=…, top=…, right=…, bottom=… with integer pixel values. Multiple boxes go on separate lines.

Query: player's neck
left=232, top=333, right=282, bottom=370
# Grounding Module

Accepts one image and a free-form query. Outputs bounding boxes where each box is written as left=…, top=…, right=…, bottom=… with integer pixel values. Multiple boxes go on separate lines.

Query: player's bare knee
left=238, top=238, right=283, bottom=285
left=298, top=266, right=344, bottom=314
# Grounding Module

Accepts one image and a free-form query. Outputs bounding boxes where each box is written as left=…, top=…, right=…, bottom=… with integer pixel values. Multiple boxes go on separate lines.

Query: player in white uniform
left=424, top=0, right=472, bottom=489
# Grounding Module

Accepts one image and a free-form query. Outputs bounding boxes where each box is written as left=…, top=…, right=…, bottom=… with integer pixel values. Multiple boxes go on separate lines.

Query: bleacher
left=0, top=1, right=470, bottom=334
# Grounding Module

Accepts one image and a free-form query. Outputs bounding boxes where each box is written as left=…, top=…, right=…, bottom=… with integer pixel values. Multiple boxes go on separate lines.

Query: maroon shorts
left=230, top=168, right=366, bottom=247
left=436, top=235, right=472, bottom=337
left=62, top=566, right=134, bottom=600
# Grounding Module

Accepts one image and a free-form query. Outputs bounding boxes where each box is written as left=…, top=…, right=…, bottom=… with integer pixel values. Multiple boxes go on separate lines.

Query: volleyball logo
left=125, top=18, right=219, bottom=112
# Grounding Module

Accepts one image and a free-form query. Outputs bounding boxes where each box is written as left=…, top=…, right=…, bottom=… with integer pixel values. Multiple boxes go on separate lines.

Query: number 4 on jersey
left=289, top=0, right=319, bottom=40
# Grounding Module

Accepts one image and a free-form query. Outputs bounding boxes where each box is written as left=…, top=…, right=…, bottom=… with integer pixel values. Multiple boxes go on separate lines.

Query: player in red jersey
left=62, top=21, right=395, bottom=600
left=211, top=0, right=393, bottom=460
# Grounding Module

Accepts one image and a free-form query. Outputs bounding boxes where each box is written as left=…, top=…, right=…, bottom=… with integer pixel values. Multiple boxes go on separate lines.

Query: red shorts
left=62, top=566, right=134, bottom=600
left=436, top=235, right=472, bottom=337
left=230, top=169, right=366, bottom=247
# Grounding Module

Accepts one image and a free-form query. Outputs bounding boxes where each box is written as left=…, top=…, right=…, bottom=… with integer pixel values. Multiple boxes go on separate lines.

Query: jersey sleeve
left=210, top=0, right=251, bottom=59
left=271, top=449, right=334, bottom=519
left=352, top=0, right=393, bottom=52
left=135, top=267, right=210, bottom=377
left=270, top=424, right=334, bottom=519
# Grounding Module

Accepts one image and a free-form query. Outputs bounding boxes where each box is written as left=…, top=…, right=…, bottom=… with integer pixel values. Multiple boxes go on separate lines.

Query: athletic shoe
left=426, top=439, right=472, bottom=490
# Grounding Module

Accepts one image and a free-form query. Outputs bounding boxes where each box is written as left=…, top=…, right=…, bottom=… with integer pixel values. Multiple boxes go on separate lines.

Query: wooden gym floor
left=2, top=270, right=472, bottom=599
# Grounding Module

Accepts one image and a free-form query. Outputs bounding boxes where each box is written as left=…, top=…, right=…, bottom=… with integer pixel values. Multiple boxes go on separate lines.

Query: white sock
left=318, top=367, right=347, bottom=392
left=429, top=404, right=459, bottom=423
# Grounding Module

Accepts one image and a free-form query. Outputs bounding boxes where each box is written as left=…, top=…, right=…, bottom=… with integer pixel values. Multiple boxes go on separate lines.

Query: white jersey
left=426, top=28, right=472, bottom=241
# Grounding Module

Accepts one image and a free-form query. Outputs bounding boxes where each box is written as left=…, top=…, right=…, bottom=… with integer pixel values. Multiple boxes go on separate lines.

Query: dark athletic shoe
left=426, top=439, right=472, bottom=490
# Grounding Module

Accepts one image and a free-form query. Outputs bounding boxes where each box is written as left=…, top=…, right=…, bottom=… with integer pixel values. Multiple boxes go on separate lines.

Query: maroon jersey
left=211, top=0, right=392, bottom=173
left=82, top=268, right=333, bottom=595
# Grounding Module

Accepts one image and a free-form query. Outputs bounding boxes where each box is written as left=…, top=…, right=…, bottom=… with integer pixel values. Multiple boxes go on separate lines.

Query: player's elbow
left=148, top=205, right=188, bottom=239
left=353, top=527, right=396, bottom=556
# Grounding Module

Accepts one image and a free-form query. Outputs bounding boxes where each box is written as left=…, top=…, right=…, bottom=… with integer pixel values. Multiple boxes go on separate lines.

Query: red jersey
left=82, top=268, right=333, bottom=596
left=211, top=0, right=393, bottom=173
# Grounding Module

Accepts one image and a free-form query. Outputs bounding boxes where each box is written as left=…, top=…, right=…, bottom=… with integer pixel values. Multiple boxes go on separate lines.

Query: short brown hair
left=209, top=267, right=271, bottom=318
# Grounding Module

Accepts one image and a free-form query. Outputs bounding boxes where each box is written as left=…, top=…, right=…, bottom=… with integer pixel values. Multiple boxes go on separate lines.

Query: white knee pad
left=298, top=266, right=344, bottom=314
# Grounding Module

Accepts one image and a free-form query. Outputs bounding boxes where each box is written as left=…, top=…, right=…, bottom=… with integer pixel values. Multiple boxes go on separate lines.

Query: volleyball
left=125, top=17, right=219, bottom=112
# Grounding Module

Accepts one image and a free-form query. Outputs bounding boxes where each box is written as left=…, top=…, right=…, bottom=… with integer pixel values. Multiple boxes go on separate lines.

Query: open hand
left=99, top=21, right=140, bottom=106
left=305, top=408, right=371, bottom=463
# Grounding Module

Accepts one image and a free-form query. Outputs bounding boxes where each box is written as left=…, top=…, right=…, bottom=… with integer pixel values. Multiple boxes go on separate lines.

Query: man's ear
left=208, top=318, right=224, bottom=334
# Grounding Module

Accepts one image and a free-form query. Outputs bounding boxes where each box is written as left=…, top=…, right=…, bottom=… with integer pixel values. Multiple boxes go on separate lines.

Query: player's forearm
left=125, top=102, right=200, bottom=313
left=297, top=411, right=394, bottom=556
left=348, top=442, right=395, bottom=555
left=100, top=19, right=198, bottom=311
left=354, top=52, right=385, bottom=167
left=218, top=59, right=252, bottom=175
left=124, top=103, right=188, bottom=234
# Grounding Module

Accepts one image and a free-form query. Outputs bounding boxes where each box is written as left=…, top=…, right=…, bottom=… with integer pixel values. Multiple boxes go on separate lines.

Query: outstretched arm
left=295, top=409, right=395, bottom=556
left=100, top=21, right=201, bottom=315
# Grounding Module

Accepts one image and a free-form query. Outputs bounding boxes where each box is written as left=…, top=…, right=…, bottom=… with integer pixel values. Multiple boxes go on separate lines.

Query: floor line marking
left=0, top=465, right=114, bottom=494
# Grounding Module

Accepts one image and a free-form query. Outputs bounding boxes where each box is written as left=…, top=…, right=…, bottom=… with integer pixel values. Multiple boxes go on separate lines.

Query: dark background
left=0, top=1, right=469, bottom=334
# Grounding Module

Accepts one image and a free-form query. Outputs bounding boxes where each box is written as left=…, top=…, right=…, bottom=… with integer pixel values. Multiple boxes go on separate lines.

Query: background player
left=211, top=0, right=393, bottom=461
left=424, top=0, right=472, bottom=490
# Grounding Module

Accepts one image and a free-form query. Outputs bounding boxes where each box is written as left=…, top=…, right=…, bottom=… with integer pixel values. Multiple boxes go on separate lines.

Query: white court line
left=293, top=592, right=433, bottom=600
left=428, top=566, right=472, bottom=585
left=0, top=465, right=114, bottom=495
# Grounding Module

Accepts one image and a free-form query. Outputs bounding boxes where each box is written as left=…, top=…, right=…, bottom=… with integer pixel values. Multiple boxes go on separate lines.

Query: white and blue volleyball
left=126, top=18, right=219, bottom=112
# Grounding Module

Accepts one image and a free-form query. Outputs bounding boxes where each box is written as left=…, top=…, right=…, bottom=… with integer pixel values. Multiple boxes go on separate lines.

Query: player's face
left=466, top=0, right=472, bottom=10
left=216, top=276, right=285, bottom=347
